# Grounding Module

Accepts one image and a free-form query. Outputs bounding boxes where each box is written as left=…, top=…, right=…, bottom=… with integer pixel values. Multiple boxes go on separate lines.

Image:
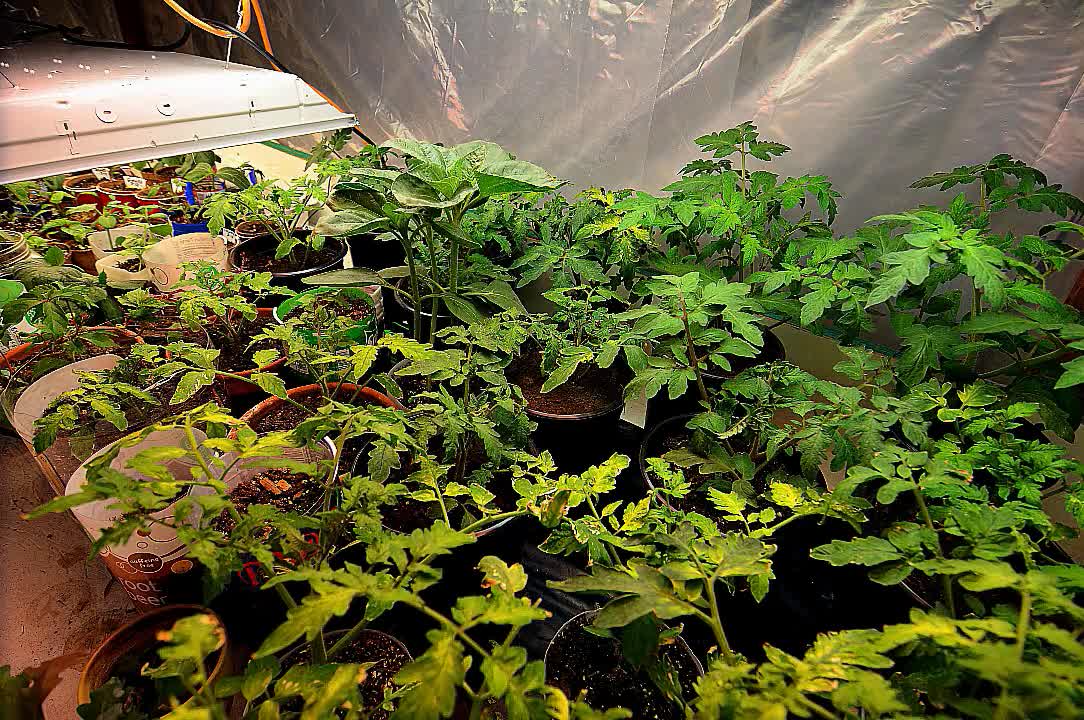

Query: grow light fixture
left=0, top=40, right=355, bottom=183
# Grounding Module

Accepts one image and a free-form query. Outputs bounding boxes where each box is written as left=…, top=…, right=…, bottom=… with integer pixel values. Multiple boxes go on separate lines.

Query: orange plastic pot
left=237, top=381, right=404, bottom=431
left=0, top=326, right=142, bottom=374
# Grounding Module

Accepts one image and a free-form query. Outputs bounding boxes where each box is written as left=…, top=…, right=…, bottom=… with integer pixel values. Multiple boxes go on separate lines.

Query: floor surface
left=0, top=435, right=134, bottom=718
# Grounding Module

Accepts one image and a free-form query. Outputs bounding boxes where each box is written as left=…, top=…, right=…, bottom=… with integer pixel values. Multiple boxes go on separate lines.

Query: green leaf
left=393, top=630, right=464, bottom=720
left=254, top=588, right=355, bottom=658
left=476, top=159, right=563, bottom=198
left=216, top=166, right=252, bottom=190
left=442, top=294, right=484, bottom=324
left=43, top=246, right=65, bottom=267
left=251, top=372, right=288, bottom=398
left=241, top=656, right=281, bottom=702
left=171, top=370, right=215, bottom=404
left=312, top=208, right=384, bottom=238
left=811, top=537, right=902, bottom=567
left=1055, top=356, right=1084, bottom=389
left=958, top=312, right=1040, bottom=335
left=302, top=268, right=385, bottom=287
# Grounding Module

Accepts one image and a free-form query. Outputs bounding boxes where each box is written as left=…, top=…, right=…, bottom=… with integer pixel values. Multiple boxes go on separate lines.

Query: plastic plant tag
left=123, top=175, right=147, bottom=191
left=66, top=428, right=214, bottom=611
left=143, top=232, right=227, bottom=291
left=91, top=168, right=111, bottom=181
left=620, top=386, right=649, bottom=429
left=171, top=177, right=187, bottom=195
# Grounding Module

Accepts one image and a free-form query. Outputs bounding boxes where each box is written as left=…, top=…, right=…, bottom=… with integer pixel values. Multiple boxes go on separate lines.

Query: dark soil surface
left=3, top=333, right=139, bottom=390
left=546, top=614, right=699, bottom=720
left=106, top=642, right=220, bottom=715
left=211, top=468, right=325, bottom=537
left=355, top=437, right=516, bottom=535
left=0, top=215, right=41, bottom=234
left=213, top=316, right=281, bottom=374
left=129, top=319, right=209, bottom=347
left=249, top=392, right=326, bottom=433
left=235, top=240, right=342, bottom=274
left=115, top=257, right=143, bottom=273
left=509, top=351, right=623, bottom=417
left=286, top=631, right=410, bottom=720
left=641, top=420, right=812, bottom=521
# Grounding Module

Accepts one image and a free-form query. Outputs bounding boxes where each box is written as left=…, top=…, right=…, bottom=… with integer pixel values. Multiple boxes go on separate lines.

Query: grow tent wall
left=11, top=2, right=1084, bottom=229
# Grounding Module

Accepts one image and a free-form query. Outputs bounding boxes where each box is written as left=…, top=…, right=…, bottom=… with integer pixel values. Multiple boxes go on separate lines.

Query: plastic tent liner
left=252, top=0, right=1084, bottom=235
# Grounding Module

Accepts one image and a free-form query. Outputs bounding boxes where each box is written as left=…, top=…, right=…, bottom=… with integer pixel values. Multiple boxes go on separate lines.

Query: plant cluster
left=3, top=126, right=1084, bottom=720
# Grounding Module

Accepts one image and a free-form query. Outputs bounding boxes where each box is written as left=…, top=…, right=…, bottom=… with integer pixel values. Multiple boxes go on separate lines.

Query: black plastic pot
left=646, top=327, right=786, bottom=425
left=544, top=609, right=703, bottom=719
left=228, top=232, right=347, bottom=291
left=389, top=277, right=451, bottom=339
left=637, top=416, right=919, bottom=659
left=347, top=231, right=406, bottom=272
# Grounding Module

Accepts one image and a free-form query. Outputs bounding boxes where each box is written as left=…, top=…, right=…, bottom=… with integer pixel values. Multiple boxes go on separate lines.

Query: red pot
left=62, top=173, right=102, bottom=207
left=136, top=187, right=184, bottom=211
left=96, top=179, right=141, bottom=209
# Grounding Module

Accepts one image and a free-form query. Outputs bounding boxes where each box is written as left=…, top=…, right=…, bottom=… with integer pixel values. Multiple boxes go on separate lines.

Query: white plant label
left=91, top=167, right=111, bottom=180
left=123, top=175, right=147, bottom=191
left=171, top=178, right=187, bottom=195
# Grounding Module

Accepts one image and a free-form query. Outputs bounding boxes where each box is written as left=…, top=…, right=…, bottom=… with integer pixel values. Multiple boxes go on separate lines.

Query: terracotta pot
left=237, top=381, right=404, bottom=431
left=62, top=173, right=103, bottom=206
left=96, top=179, right=141, bottom=209
left=216, top=307, right=287, bottom=397
left=68, top=247, right=98, bottom=274
left=77, top=605, right=229, bottom=705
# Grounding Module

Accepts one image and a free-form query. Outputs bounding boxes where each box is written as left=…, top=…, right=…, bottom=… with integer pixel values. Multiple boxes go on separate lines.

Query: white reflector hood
left=0, top=40, right=355, bottom=182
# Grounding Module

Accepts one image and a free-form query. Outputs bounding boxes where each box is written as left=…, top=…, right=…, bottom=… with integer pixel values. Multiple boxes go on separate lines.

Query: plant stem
left=977, top=346, right=1065, bottom=380
left=399, top=228, right=423, bottom=341
left=460, top=509, right=528, bottom=534
left=424, top=224, right=439, bottom=344
left=993, top=584, right=1032, bottom=720
left=679, top=292, right=710, bottom=405
left=911, top=487, right=957, bottom=619
left=327, top=616, right=369, bottom=661
left=684, top=545, right=736, bottom=664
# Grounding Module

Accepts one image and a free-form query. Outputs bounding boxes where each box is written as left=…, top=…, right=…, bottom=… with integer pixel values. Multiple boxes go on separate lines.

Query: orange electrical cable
left=250, top=0, right=273, bottom=54
left=161, top=0, right=250, bottom=39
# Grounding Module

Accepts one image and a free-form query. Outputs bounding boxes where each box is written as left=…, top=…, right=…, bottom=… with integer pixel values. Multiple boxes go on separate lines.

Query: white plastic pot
left=142, top=232, right=227, bottom=291
left=66, top=428, right=214, bottom=611
left=88, top=224, right=147, bottom=260
left=95, top=253, right=153, bottom=289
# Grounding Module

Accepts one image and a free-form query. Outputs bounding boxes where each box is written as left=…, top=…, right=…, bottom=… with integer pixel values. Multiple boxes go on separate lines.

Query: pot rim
left=77, top=604, right=228, bottom=705
left=227, top=232, right=347, bottom=279
left=236, top=381, right=405, bottom=431
left=700, top=326, right=787, bottom=383
left=347, top=432, right=516, bottom=539
left=390, top=276, right=451, bottom=321
left=543, top=607, right=705, bottom=681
